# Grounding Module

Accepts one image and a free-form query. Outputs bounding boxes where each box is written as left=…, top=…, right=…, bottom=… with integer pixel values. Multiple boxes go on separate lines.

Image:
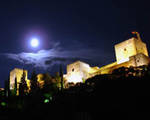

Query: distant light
left=44, top=99, right=49, bottom=103
left=1, top=102, right=6, bottom=106
left=31, top=38, right=39, bottom=47
left=49, top=96, right=52, bottom=101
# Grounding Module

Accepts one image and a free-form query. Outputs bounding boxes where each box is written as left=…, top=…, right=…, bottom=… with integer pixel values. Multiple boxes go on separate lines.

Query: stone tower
left=64, top=32, right=150, bottom=83
left=115, top=37, right=149, bottom=64
left=10, top=68, right=30, bottom=95
left=64, top=61, right=91, bottom=83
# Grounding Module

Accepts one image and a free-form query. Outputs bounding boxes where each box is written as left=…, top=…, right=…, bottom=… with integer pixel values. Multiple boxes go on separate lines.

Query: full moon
left=30, top=38, right=39, bottom=47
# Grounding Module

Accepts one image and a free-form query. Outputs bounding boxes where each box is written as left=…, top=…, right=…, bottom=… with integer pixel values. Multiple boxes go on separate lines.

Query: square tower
left=115, top=37, right=149, bottom=64
left=9, top=68, right=30, bottom=95
left=65, top=61, right=91, bottom=83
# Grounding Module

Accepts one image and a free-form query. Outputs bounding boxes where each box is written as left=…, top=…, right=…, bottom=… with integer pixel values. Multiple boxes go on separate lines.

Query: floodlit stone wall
left=115, top=38, right=137, bottom=64
left=37, top=74, right=45, bottom=88
left=64, top=36, right=150, bottom=83
left=10, top=68, right=28, bottom=89
left=65, top=61, right=91, bottom=83
left=135, top=39, right=149, bottom=57
left=10, top=68, right=30, bottom=95
left=129, top=53, right=150, bottom=67
left=115, top=37, right=149, bottom=64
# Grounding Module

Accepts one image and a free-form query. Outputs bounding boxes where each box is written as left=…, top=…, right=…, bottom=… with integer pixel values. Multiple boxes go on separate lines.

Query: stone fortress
left=64, top=32, right=150, bottom=83
left=10, top=68, right=30, bottom=95
left=9, top=32, right=150, bottom=88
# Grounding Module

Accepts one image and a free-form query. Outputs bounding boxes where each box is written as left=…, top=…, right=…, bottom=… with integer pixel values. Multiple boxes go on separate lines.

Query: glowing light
left=117, top=58, right=129, bottom=64
left=67, top=73, right=83, bottom=83
left=49, top=96, right=52, bottom=101
left=1, top=102, right=6, bottom=106
left=44, top=99, right=49, bottom=103
left=30, top=38, right=39, bottom=47
left=132, top=31, right=137, bottom=34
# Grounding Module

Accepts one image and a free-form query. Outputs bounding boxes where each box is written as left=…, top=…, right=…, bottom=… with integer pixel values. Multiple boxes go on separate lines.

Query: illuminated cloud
left=4, top=42, right=102, bottom=69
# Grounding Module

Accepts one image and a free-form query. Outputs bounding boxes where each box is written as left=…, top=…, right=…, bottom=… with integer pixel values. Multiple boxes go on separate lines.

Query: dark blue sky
left=0, top=0, right=150, bottom=87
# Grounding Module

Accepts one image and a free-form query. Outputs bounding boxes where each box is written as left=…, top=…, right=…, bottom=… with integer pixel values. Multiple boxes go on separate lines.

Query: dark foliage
left=60, top=65, right=64, bottom=91
left=30, top=70, right=39, bottom=94
left=19, top=71, right=28, bottom=97
left=14, top=77, right=17, bottom=95
left=4, top=78, right=10, bottom=97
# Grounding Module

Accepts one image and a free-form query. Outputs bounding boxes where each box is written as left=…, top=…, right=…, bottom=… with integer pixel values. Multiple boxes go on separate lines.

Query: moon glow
left=31, top=38, right=39, bottom=47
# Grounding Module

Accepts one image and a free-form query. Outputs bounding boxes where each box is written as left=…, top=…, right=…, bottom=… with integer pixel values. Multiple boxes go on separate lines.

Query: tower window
left=72, top=68, right=74, bottom=72
left=124, top=48, right=127, bottom=51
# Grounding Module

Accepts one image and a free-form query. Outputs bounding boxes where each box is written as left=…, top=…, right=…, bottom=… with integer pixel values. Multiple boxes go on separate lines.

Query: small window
left=137, top=60, right=139, bottom=62
left=72, top=68, right=74, bottom=72
left=124, top=48, right=127, bottom=51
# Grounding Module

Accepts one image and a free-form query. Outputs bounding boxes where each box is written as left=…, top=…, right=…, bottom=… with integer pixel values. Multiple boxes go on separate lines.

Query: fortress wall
left=65, top=61, right=91, bottom=83
left=64, top=35, right=150, bottom=83
left=135, top=40, right=149, bottom=57
left=80, top=62, right=91, bottom=79
left=129, top=53, right=150, bottom=67
left=115, top=38, right=137, bottom=64
left=10, top=68, right=29, bottom=95
left=10, top=68, right=28, bottom=90
left=67, top=61, right=81, bottom=76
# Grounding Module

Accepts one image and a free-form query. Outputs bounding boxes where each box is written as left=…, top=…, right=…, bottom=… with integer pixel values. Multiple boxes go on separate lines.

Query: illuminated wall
left=129, top=53, right=149, bottom=67
left=37, top=74, right=45, bottom=88
left=135, top=39, right=149, bottom=57
left=64, top=61, right=91, bottom=83
left=115, top=37, right=149, bottom=64
left=10, top=68, right=30, bottom=95
left=115, top=38, right=137, bottom=64
left=64, top=36, right=150, bottom=83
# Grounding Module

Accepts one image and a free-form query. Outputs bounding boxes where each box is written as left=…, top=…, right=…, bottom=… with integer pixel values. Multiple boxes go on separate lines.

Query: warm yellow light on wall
left=117, top=58, right=129, bottom=64
left=67, top=73, right=83, bottom=83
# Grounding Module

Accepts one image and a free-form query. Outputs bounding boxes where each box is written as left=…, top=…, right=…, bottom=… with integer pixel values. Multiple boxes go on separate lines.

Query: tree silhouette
left=42, top=73, right=58, bottom=94
left=43, top=73, right=53, bottom=85
left=30, top=70, right=39, bottom=94
left=60, top=65, right=64, bottom=91
left=14, top=77, right=17, bottom=95
left=19, top=70, right=28, bottom=96
left=11, top=77, right=17, bottom=96
left=4, top=78, right=10, bottom=97
left=55, top=72, right=61, bottom=89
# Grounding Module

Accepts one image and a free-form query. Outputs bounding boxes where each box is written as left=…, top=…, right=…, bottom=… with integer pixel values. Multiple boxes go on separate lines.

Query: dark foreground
left=1, top=74, right=150, bottom=119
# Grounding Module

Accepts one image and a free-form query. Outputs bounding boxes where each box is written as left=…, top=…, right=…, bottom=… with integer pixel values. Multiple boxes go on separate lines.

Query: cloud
left=3, top=42, right=101, bottom=69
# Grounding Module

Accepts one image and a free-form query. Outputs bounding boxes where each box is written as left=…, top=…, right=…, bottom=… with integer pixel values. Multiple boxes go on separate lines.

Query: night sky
left=0, top=0, right=150, bottom=87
